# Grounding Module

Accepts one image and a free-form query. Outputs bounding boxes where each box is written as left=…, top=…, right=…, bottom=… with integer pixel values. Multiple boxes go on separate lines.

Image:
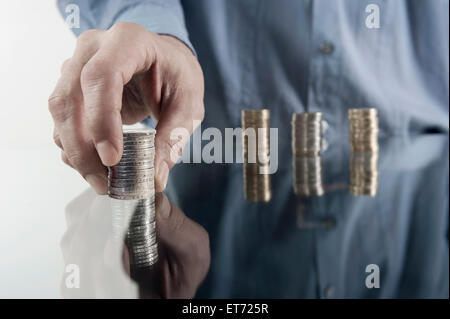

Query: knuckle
left=48, top=94, right=73, bottom=123
left=80, top=61, right=121, bottom=89
left=61, top=152, right=72, bottom=167
left=195, top=104, right=205, bottom=122
left=77, top=29, right=101, bottom=45
left=80, top=62, right=100, bottom=82
left=109, top=22, right=128, bottom=33
left=109, top=22, right=139, bottom=35
left=60, top=58, right=71, bottom=73
left=162, top=138, right=182, bottom=166
left=53, top=132, right=62, bottom=148
left=65, top=150, right=86, bottom=170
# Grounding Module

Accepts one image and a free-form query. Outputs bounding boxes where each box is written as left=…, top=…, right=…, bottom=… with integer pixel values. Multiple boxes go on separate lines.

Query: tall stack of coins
left=241, top=109, right=272, bottom=202
left=348, top=108, right=379, bottom=152
left=349, top=152, right=379, bottom=196
left=348, top=108, right=379, bottom=196
left=125, top=198, right=157, bottom=268
left=291, top=112, right=324, bottom=196
left=108, top=128, right=158, bottom=268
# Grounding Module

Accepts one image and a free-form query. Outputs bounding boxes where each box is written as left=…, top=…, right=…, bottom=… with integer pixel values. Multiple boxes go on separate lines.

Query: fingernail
left=156, top=161, right=169, bottom=191
left=96, top=140, right=118, bottom=166
left=86, top=174, right=107, bottom=195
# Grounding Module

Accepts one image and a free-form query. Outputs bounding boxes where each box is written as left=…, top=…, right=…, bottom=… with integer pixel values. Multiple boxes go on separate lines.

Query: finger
left=80, top=23, right=156, bottom=167
left=153, top=91, right=204, bottom=192
left=153, top=104, right=195, bottom=192
left=60, top=58, right=71, bottom=74
left=152, top=37, right=204, bottom=191
left=49, top=30, right=108, bottom=194
left=61, top=151, right=73, bottom=168
left=53, top=126, right=63, bottom=150
left=155, top=193, right=210, bottom=278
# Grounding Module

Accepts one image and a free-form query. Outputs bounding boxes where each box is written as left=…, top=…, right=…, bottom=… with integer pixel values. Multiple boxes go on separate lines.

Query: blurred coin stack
left=291, top=112, right=324, bottom=196
left=108, top=128, right=158, bottom=268
left=292, top=156, right=324, bottom=196
left=292, top=112, right=323, bottom=156
left=241, top=109, right=272, bottom=202
left=348, top=108, right=379, bottom=196
left=126, top=198, right=157, bottom=267
left=349, top=152, right=379, bottom=196
left=348, top=108, right=379, bottom=152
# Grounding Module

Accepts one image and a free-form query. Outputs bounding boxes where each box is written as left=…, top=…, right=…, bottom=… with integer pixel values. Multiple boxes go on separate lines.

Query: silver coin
left=109, top=184, right=155, bottom=192
left=116, top=158, right=154, bottom=166
left=108, top=171, right=155, bottom=180
left=109, top=166, right=154, bottom=174
left=128, top=225, right=157, bottom=235
left=122, top=140, right=155, bottom=147
left=108, top=193, right=154, bottom=200
left=128, top=238, right=157, bottom=248
left=130, top=243, right=158, bottom=254
left=123, top=128, right=156, bottom=136
left=128, top=234, right=157, bottom=245
left=119, top=153, right=155, bottom=161
left=128, top=221, right=157, bottom=231
left=109, top=191, right=156, bottom=199
left=128, top=222, right=156, bottom=232
left=109, top=178, right=154, bottom=187
left=129, top=212, right=156, bottom=223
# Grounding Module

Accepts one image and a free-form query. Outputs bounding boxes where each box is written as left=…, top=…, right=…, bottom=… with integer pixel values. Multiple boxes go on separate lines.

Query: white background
left=0, top=1, right=88, bottom=298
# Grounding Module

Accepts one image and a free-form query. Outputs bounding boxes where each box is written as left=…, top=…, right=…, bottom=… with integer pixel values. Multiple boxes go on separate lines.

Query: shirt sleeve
left=56, top=0, right=195, bottom=54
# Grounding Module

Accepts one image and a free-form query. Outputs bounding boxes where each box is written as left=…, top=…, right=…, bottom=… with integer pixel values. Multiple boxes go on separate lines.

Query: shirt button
left=319, top=42, right=335, bottom=55
left=324, top=285, right=335, bottom=298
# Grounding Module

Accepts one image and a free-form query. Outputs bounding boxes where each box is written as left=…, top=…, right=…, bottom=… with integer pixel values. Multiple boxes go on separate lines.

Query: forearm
left=57, top=0, right=195, bottom=53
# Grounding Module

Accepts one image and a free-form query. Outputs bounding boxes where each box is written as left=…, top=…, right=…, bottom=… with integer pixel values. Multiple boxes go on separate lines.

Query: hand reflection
left=126, top=193, right=211, bottom=299
left=60, top=189, right=210, bottom=299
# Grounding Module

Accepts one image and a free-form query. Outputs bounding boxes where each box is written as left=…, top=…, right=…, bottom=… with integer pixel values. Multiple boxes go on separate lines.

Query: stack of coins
left=108, top=129, right=156, bottom=200
left=348, top=108, right=379, bottom=196
left=126, top=198, right=157, bottom=267
left=292, top=156, right=324, bottom=196
left=108, top=128, right=158, bottom=268
left=291, top=112, right=323, bottom=156
left=241, top=109, right=272, bottom=202
left=348, top=108, right=379, bottom=152
left=349, top=152, right=379, bottom=196
left=291, top=112, right=324, bottom=197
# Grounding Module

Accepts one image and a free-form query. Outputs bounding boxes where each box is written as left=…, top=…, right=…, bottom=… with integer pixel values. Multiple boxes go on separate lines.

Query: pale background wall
left=0, top=1, right=89, bottom=298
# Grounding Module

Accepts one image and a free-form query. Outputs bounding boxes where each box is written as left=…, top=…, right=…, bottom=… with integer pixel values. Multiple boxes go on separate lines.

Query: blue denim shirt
left=58, top=0, right=448, bottom=136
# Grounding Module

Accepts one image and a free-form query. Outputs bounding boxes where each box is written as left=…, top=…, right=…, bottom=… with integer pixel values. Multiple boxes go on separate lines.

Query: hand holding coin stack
left=108, top=128, right=158, bottom=268
left=348, top=108, right=379, bottom=196
left=241, top=109, right=272, bottom=202
left=291, top=112, right=324, bottom=196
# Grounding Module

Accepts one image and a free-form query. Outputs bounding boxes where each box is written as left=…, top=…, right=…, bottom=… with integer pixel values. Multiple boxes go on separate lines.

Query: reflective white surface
left=0, top=1, right=87, bottom=297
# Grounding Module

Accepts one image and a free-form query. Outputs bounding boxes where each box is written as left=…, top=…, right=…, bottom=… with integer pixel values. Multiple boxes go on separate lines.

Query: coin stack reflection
left=348, top=108, right=379, bottom=196
left=348, top=108, right=379, bottom=152
left=291, top=112, right=324, bottom=196
left=242, top=109, right=272, bottom=202
left=349, top=152, right=379, bottom=196
left=108, top=129, right=158, bottom=268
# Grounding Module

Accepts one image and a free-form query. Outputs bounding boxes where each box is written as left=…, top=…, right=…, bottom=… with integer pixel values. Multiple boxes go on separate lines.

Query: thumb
left=155, top=193, right=209, bottom=263
left=154, top=99, right=203, bottom=192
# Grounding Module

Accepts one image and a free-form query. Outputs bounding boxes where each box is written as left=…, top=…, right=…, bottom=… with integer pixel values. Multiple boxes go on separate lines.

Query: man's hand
left=126, top=192, right=211, bottom=299
left=49, top=22, right=204, bottom=194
